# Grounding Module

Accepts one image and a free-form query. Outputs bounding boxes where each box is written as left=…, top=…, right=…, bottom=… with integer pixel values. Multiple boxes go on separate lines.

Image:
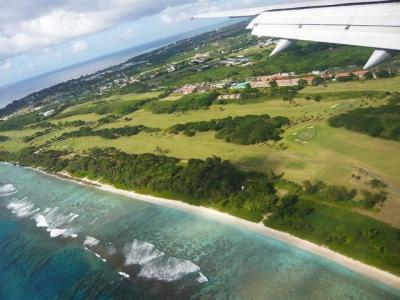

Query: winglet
left=270, top=39, right=293, bottom=57
left=364, top=49, right=395, bottom=69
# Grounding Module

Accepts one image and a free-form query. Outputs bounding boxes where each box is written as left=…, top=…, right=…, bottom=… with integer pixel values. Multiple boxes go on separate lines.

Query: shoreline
left=12, top=165, right=400, bottom=289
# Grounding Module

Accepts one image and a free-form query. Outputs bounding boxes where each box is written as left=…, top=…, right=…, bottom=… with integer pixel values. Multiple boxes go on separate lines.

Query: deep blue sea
left=0, top=163, right=399, bottom=299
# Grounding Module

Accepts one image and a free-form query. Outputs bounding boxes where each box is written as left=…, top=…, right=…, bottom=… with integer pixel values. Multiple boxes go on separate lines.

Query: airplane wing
left=193, top=0, right=400, bottom=69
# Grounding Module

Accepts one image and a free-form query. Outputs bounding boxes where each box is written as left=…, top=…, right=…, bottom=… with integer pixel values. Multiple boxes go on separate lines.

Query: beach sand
left=33, top=168, right=400, bottom=290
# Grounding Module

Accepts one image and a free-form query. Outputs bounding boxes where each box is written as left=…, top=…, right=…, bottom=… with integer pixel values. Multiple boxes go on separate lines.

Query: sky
left=0, top=0, right=274, bottom=87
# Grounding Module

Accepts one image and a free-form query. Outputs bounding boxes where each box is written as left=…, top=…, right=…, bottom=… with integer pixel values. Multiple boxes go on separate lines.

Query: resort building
left=217, top=94, right=242, bottom=100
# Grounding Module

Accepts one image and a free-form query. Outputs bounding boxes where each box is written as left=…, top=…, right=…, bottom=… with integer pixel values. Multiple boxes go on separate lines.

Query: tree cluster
left=168, top=115, right=289, bottom=145
left=59, top=125, right=158, bottom=140
left=148, top=92, right=219, bottom=114
left=328, top=98, right=400, bottom=141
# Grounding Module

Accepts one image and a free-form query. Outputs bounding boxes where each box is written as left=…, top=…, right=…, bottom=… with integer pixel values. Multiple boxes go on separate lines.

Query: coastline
left=16, top=165, right=400, bottom=289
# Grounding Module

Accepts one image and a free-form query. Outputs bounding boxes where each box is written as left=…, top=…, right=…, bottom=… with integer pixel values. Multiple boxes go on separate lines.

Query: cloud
left=0, top=59, right=12, bottom=70
left=72, top=40, right=88, bottom=53
left=0, top=0, right=198, bottom=59
left=0, top=0, right=271, bottom=59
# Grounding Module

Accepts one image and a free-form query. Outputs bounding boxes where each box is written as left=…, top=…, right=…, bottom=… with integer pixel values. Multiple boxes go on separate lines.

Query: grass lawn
left=50, top=109, right=400, bottom=227
left=0, top=139, right=28, bottom=152
left=303, top=77, right=400, bottom=93
left=0, top=128, right=39, bottom=138
left=99, top=97, right=367, bottom=130
left=51, top=113, right=103, bottom=124
left=55, top=91, right=161, bottom=119
left=4, top=86, right=400, bottom=227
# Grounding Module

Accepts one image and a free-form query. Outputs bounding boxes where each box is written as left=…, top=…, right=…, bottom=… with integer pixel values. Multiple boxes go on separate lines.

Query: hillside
left=1, top=23, right=400, bottom=275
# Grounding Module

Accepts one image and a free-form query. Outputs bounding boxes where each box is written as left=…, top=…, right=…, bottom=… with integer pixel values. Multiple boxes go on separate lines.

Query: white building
left=43, top=110, right=55, bottom=117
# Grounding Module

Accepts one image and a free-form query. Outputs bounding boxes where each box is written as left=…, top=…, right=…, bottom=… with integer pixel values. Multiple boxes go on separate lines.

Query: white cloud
left=0, top=0, right=198, bottom=59
left=0, top=0, right=272, bottom=59
left=72, top=40, right=88, bottom=53
left=0, top=59, right=12, bottom=70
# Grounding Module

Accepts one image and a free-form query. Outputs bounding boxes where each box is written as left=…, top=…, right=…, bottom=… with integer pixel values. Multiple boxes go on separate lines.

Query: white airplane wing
left=193, top=0, right=400, bottom=69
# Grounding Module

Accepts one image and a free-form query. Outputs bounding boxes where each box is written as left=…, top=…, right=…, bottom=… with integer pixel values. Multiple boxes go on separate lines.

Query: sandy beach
left=32, top=167, right=400, bottom=290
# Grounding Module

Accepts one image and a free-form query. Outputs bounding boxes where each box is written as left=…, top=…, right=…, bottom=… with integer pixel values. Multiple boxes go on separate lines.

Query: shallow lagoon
left=0, top=164, right=399, bottom=299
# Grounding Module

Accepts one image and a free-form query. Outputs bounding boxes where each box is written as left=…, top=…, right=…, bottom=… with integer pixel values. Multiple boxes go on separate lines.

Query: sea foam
left=124, top=240, right=164, bottom=265
left=123, top=239, right=206, bottom=283
left=6, top=200, right=79, bottom=239
left=84, top=236, right=100, bottom=247
left=7, top=199, right=39, bottom=218
left=0, top=184, right=17, bottom=196
left=138, top=256, right=201, bottom=282
left=119, top=271, right=130, bottom=278
left=35, top=214, right=49, bottom=227
left=197, top=272, right=209, bottom=283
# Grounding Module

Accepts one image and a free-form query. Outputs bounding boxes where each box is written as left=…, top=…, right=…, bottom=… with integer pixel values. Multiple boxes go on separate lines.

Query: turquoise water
left=0, top=164, right=399, bottom=300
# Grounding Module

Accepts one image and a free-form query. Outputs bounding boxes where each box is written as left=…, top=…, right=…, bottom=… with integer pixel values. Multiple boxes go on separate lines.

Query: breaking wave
left=3, top=189, right=207, bottom=285
left=7, top=199, right=39, bottom=218
left=123, top=239, right=207, bottom=283
left=84, top=236, right=100, bottom=247
left=119, top=271, right=130, bottom=278
left=138, top=256, right=201, bottom=282
left=124, top=240, right=164, bottom=265
left=0, top=184, right=17, bottom=196
left=197, top=272, right=208, bottom=283
left=6, top=199, right=79, bottom=239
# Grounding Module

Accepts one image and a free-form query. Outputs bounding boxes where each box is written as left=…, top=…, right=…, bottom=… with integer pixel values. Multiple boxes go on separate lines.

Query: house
left=302, top=76, right=315, bottom=85
left=221, top=57, right=249, bottom=66
left=174, top=85, right=197, bottom=95
left=353, top=70, right=370, bottom=78
left=196, top=82, right=213, bottom=93
left=250, top=81, right=270, bottom=88
left=166, top=64, right=176, bottom=73
left=276, top=78, right=300, bottom=87
left=334, top=72, right=351, bottom=79
left=191, top=53, right=210, bottom=64
left=43, top=110, right=55, bottom=117
left=212, top=80, right=233, bottom=89
left=217, top=94, right=242, bottom=100
left=231, top=82, right=250, bottom=89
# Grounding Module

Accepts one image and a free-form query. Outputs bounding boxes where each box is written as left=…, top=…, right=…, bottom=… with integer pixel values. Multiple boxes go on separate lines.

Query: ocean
left=0, top=163, right=399, bottom=299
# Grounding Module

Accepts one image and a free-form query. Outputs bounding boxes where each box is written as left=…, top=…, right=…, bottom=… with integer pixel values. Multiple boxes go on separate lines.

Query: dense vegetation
left=328, top=95, right=400, bottom=140
left=118, top=82, right=150, bottom=94
left=56, top=98, right=153, bottom=119
left=148, top=92, right=219, bottom=114
left=168, top=115, right=290, bottom=145
left=0, top=148, right=277, bottom=220
left=265, top=194, right=400, bottom=275
left=1, top=147, right=400, bottom=275
left=0, top=112, right=45, bottom=131
left=58, top=125, right=159, bottom=140
left=23, top=129, right=52, bottom=143
left=302, top=180, right=357, bottom=202
left=171, top=43, right=372, bottom=86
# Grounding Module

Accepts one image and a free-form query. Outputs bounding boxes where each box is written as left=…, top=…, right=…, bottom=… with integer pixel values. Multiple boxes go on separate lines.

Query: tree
left=269, top=80, right=278, bottom=89
left=365, top=72, right=374, bottom=80
left=298, top=79, right=308, bottom=89
left=375, top=70, right=390, bottom=78
left=312, top=76, right=324, bottom=86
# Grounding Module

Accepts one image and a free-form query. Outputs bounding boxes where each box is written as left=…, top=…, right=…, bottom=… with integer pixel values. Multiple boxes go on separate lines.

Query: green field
left=1, top=77, right=400, bottom=228
left=303, top=77, right=400, bottom=93
left=9, top=86, right=391, bottom=226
